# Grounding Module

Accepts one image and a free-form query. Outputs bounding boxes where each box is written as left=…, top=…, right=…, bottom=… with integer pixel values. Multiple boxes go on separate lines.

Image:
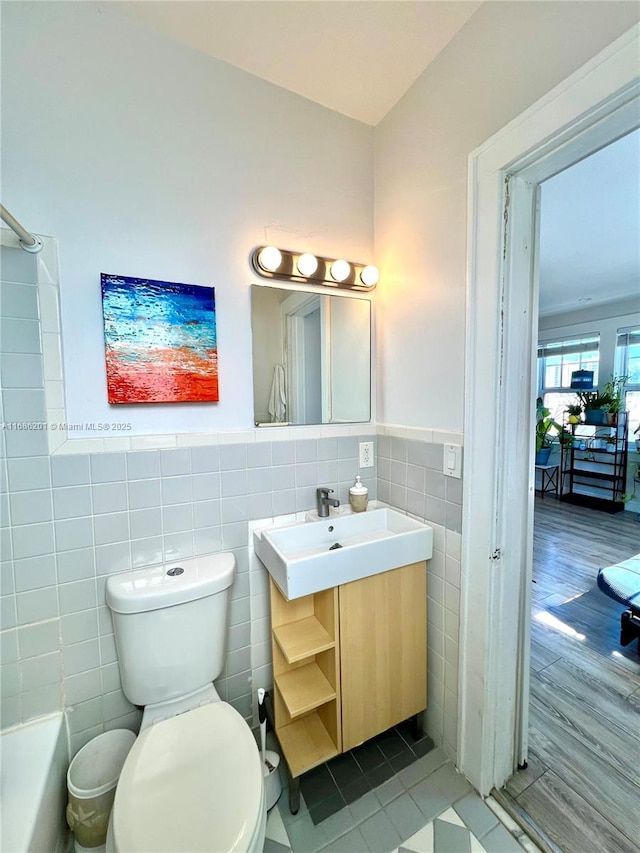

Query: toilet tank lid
left=106, top=554, right=236, bottom=614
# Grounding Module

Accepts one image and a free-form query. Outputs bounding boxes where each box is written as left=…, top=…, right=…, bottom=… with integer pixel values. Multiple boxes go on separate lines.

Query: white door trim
left=459, top=23, right=640, bottom=795
left=282, top=292, right=322, bottom=424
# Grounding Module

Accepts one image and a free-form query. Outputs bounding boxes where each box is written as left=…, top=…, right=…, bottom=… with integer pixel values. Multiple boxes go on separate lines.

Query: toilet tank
left=106, top=554, right=236, bottom=706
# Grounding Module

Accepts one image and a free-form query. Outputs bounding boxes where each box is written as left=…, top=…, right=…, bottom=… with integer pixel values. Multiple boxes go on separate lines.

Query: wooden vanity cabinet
left=339, top=562, right=427, bottom=751
left=269, top=561, right=427, bottom=800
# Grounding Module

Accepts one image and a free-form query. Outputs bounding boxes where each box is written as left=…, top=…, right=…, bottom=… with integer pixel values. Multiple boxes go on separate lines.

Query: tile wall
left=377, top=434, right=463, bottom=761
left=0, top=245, right=462, bottom=765
left=1, top=435, right=376, bottom=755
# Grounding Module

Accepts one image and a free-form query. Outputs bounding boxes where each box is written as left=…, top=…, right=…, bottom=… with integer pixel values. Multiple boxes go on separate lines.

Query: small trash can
left=66, top=729, right=136, bottom=852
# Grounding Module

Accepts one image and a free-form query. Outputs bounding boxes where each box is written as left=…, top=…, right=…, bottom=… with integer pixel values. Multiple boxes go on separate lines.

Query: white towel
left=267, top=364, right=287, bottom=423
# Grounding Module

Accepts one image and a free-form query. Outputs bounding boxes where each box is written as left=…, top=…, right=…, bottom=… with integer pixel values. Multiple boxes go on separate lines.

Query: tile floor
left=265, top=748, right=532, bottom=853
left=300, top=721, right=434, bottom=825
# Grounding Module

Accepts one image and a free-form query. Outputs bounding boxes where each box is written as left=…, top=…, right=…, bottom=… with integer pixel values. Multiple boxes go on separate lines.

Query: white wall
left=1, top=1, right=373, bottom=437
left=374, top=1, right=640, bottom=432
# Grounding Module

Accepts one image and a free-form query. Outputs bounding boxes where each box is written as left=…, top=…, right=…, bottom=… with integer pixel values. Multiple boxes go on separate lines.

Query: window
left=537, top=335, right=599, bottom=421
left=615, top=329, right=640, bottom=435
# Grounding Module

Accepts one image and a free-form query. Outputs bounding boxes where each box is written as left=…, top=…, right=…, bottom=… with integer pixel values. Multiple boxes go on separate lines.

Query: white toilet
left=104, top=554, right=266, bottom=853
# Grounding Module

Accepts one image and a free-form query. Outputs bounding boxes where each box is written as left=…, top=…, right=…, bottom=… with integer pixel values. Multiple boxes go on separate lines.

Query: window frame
left=615, top=327, right=640, bottom=436
left=537, top=334, right=600, bottom=417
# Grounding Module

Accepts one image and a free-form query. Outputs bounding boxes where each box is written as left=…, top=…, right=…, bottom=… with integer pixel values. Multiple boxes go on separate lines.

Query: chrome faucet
left=316, top=487, right=340, bottom=518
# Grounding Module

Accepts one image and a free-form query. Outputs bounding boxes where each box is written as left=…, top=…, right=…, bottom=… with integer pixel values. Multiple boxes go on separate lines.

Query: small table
left=535, top=463, right=558, bottom=499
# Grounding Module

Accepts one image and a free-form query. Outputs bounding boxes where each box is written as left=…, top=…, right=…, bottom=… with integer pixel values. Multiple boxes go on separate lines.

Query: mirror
left=251, top=285, right=371, bottom=426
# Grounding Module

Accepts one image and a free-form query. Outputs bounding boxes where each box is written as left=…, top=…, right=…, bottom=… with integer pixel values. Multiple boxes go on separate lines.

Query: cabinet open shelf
left=276, top=711, right=339, bottom=778
left=269, top=580, right=342, bottom=790
left=276, top=662, right=336, bottom=719
left=273, top=615, right=335, bottom=664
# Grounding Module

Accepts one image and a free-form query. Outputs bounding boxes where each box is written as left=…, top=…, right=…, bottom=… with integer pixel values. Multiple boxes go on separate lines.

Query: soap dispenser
left=349, top=475, right=368, bottom=513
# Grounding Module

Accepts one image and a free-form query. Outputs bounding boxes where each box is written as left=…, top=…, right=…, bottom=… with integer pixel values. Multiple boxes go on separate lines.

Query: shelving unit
left=269, top=580, right=341, bottom=782
left=560, top=412, right=629, bottom=513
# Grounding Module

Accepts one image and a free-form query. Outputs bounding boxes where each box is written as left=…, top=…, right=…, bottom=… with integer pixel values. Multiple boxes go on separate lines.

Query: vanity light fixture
left=296, top=253, right=319, bottom=277
left=330, top=259, right=351, bottom=283
left=360, top=265, right=380, bottom=287
left=251, top=246, right=378, bottom=291
left=257, top=246, right=283, bottom=273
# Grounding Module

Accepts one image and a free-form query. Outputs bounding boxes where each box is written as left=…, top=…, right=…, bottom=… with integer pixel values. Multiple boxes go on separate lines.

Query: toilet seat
left=111, top=702, right=265, bottom=853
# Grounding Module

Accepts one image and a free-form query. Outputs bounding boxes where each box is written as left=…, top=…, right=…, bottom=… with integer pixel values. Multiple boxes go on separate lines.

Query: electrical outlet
left=359, top=441, right=374, bottom=468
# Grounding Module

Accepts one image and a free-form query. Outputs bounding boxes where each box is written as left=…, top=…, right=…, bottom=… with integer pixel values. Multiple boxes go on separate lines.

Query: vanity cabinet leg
left=289, top=776, right=300, bottom=815
left=410, top=712, right=423, bottom=740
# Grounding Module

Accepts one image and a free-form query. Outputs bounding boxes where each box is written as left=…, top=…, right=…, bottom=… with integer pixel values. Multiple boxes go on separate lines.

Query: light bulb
left=360, top=265, right=379, bottom=287
left=296, top=253, right=318, bottom=277
left=258, top=246, right=282, bottom=272
left=330, top=259, right=351, bottom=282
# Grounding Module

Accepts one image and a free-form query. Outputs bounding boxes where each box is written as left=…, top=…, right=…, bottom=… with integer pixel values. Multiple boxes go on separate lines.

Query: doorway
left=283, top=292, right=325, bottom=424
left=509, top=131, right=640, bottom=850
left=458, top=24, right=640, bottom=798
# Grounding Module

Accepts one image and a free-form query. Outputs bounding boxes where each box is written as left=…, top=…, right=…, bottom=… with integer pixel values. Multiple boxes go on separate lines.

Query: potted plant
left=565, top=403, right=582, bottom=425
left=577, top=389, right=613, bottom=425
left=535, top=398, right=561, bottom=464
left=602, top=375, right=627, bottom=425
left=558, top=427, right=574, bottom=449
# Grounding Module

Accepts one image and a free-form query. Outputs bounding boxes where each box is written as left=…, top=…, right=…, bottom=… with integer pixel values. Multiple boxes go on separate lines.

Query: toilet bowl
left=105, top=555, right=266, bottom=853
left=108, top=704, right=265, bottom=853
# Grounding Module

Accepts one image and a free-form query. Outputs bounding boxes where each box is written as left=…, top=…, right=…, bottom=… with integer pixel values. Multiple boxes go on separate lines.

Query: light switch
left=444, top=443, right=461, bottom=478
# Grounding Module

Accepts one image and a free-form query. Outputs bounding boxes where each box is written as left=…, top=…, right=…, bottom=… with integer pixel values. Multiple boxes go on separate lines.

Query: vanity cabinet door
left=339, top=562, right=427, bottom=752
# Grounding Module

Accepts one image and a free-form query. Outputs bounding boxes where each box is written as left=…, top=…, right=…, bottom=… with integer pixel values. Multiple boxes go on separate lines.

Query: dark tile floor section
left=300, top=721, right=435, bottom=825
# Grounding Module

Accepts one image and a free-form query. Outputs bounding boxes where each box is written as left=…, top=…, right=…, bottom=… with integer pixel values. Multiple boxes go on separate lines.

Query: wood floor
left=504, top=497, right=640, bottom=853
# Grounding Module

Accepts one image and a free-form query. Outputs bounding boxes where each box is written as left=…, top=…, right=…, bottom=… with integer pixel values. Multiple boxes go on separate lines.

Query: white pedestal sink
left=253, top=506, right=433, bottom=600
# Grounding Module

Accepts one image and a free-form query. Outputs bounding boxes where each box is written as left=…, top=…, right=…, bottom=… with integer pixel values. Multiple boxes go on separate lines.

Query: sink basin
left=254, top=507, right=433, bottom=600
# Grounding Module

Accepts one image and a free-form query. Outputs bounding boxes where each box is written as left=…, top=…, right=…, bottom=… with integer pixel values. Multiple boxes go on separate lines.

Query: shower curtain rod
left=0, top=204, right=43, bottom=253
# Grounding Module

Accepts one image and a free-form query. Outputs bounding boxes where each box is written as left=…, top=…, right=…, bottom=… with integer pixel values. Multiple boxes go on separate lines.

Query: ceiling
left=539, top=129, right=640, bottom=317
left=115, top=1, right=481, bottom=125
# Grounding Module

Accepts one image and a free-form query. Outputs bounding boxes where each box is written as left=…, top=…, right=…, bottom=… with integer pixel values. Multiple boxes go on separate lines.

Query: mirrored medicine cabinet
left=250, top=284, right=371, bottom=426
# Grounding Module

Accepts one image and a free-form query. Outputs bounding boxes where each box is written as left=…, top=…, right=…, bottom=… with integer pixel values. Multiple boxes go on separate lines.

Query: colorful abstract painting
left=101, top=274, right=218, bottom=404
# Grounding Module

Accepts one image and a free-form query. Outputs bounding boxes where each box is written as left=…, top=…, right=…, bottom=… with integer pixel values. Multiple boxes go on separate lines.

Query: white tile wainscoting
left=376, top=434, right=463, bottom=761
left=1, top=433, right=377, bottom=755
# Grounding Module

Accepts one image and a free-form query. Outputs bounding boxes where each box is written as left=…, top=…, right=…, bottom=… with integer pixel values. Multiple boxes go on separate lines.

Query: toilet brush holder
left=257, top=688, right=282, bottom=810
left=263, top=749, right=282, bottom=811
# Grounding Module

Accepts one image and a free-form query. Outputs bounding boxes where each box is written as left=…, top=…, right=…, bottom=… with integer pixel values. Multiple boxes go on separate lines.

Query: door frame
left=282, top=291, right=327, bottom=423
left=459, top=24, right=640, bottom=795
